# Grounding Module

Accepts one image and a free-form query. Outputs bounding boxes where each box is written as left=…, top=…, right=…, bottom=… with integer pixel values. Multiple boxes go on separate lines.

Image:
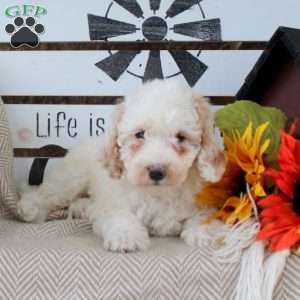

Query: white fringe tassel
left=262, top=250, right=290, bottom=300
left=214, top=219, right=260, bottom=263
left=203, top=203, right=290, bottom=300
left=234, top=241, right=290, bottom=300
left=246, top=183, right=259, bottom=221
left=235, top=241, right=265, bottom=300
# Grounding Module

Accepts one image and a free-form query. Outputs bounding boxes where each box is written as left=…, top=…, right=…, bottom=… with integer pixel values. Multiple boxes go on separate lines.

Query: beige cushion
left=0, top=218, right=299, bottom=300
left=0, top=99, right=66, bottom=220
left=0, top=98, right=17, bottom=216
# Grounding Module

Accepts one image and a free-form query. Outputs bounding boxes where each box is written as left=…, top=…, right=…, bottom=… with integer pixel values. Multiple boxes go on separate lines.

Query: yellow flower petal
left=242, top=122, right=253, bottom=147
left=198, top=121, right=269, bottom=225
left=254, top=182, right=266, bottom=197
left=259, top=139, right=270, bottom=157
left=236, top=200, right=253, bottom=223
left=253, top=122, right=269, bottom=150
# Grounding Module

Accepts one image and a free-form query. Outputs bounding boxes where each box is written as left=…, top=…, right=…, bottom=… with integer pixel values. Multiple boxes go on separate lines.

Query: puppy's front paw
left=94, top=214, right=150, bottom=253
left=17, top=194, right=48, bottom=223
left=181, top=225, right=211, bottom=248
left=149, top=217, right=182, bottom=237
left=104, top=226, right=150, bottom=253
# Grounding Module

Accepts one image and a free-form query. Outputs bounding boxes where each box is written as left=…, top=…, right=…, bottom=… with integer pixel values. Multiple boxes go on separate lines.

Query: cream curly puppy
left=17, top=79, right=226, bottom=252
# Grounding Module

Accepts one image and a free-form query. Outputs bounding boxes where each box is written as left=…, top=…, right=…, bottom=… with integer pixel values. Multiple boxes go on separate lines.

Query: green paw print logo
left=4, top=4, right=47, bottom=48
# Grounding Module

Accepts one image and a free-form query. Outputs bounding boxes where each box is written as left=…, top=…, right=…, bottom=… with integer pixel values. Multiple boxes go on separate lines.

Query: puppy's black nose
left=148, top=167, right=166, bottom=182
left=149, top=170, right=165, bottom=182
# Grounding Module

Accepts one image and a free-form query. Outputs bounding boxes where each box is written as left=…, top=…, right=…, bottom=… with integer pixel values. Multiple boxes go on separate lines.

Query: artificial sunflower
left=256, top=131, right=300, bottom=252
left=196, top=122, right=270, bottom=224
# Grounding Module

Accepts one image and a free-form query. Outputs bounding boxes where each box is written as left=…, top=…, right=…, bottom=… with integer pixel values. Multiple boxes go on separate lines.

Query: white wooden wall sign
left=0, top=50, right=261, bottom=96
left=0, top=0, right=300, bottom=93
left=6, top=105, right=114, bottom=149
left=1, top=0, right=300, bottom=184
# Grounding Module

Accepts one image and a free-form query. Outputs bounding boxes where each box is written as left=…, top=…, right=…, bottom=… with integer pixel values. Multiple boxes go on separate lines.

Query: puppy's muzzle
left=147, top=165, right=167, bottom=183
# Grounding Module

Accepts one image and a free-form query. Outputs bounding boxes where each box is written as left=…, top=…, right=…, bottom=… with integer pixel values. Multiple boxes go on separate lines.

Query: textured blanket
left=0, top=218, right=299, bottom=300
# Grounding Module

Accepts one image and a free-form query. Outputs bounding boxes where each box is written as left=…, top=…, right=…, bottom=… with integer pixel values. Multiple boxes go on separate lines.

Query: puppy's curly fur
left=17, top=79, right=226, bottom=252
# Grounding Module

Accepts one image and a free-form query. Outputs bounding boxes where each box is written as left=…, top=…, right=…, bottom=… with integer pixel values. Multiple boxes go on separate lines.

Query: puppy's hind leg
left=67, top=197, right=91, bottom=220
left=17, top=152, right=90, bottom=223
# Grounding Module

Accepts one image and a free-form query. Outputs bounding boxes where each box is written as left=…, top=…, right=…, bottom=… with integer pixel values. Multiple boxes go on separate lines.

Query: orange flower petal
left=270, top=227, right=300, bottom=251
left=257, top=226, right=291, bottom=241
left=258, top=194, right=289, bottom=207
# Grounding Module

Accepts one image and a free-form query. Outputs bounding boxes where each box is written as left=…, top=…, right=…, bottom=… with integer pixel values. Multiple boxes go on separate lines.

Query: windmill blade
left=143, top=51, right=163, bottom=82
left=150, top=0, right=161, bottom=13
left=173, top=18, right=221, bottom=40
left=88, top=14, right=137, bottom=40
left=114, top=0, right=144, bottom=18
left=169, top=50, right=207, bottom=86
left=166, top=0, right=202, bottom=18
left=95, top=51, right=140, bottom=81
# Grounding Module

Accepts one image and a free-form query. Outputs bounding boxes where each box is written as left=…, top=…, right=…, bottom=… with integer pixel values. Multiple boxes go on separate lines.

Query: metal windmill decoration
left=88, top=0, right=222, bottom=86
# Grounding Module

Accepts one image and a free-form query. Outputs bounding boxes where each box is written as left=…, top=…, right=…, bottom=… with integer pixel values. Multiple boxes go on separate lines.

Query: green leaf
left=215, top=100, right=287, bottom=163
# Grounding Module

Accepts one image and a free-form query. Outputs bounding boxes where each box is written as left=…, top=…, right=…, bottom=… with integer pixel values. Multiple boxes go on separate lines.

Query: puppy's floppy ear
left=103, top=101, right=125, bottom=178
left=193, top=95, right=226, bottom=183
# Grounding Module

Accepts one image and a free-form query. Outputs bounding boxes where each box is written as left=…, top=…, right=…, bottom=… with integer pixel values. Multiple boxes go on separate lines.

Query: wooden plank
left=7, top=104, right=223, bottom=150
left=14, top=147, right=67, bottom=158
left=0, top=0, right=299, bottom=42
left=0, top=41, right=267, bottom=51
left=3, top=96, right=233, bottom=105
left=0, top=50, right=261, bottom=96
left=2, top=96, right=119, bottom=105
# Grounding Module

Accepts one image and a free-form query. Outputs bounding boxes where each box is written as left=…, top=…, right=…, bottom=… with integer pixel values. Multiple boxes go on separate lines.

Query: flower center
left=293, top=181, right=300, bottom=215
left=233, top=173, right=247, bottom=197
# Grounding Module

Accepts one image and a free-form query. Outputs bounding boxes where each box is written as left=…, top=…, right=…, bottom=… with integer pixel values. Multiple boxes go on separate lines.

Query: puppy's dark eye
left=135, top=130, right=145, bottom=139
left=176, top=133, right=186, bottom=143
